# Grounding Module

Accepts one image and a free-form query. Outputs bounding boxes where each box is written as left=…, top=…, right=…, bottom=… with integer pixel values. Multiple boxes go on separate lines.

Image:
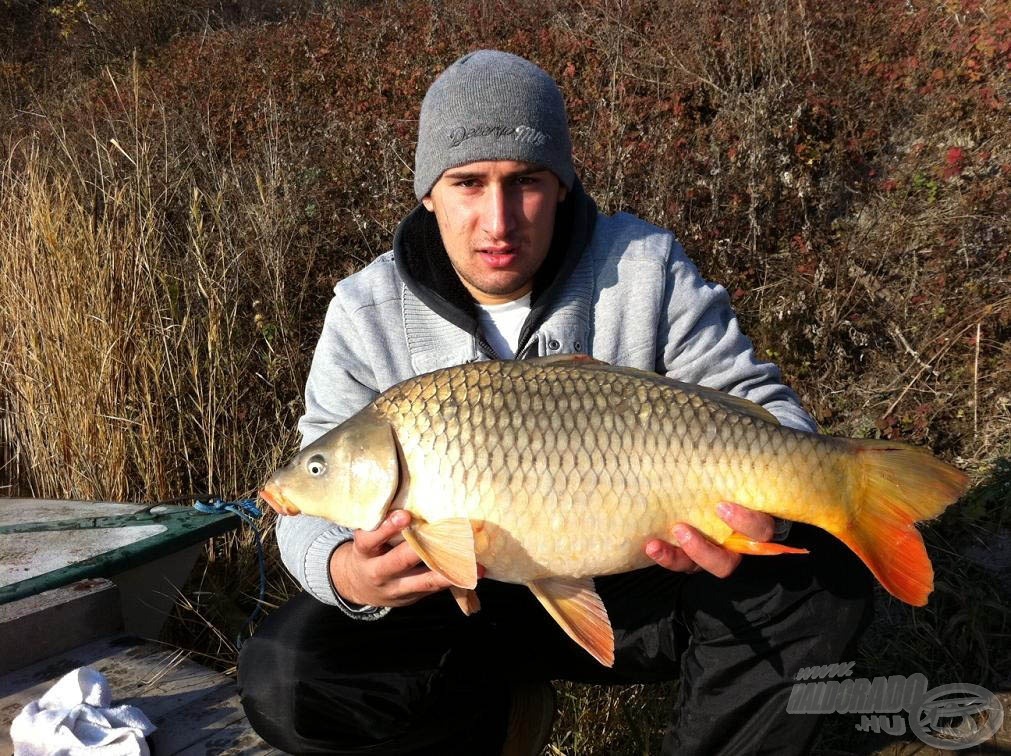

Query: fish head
left=260, top=406, right=400, bottom=531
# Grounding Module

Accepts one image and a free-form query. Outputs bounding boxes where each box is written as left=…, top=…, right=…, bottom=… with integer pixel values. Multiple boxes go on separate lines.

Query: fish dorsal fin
left=552, top=359, right=782, bottom=426
left=523, top=353, right=606, bottom=367
left=527, top=577, right=614, bottom=667
left=403, top=518, right=478, bottom=589
left=690, top=384, right=781, bottom=425
left=523, top=355, right=780, bottom=425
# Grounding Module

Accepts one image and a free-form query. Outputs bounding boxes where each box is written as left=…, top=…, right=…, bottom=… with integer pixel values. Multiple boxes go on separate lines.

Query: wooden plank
left=1, top=636, right=273, bottom=755
left=147, top=683, right=249, bottom=753
left=0, top=638, right=171, bottom=743
left=0, top=636, right=156, bottom=702
left=0, top=579, right=122, bottom=674
left=0, top=636, right=160, bottom=753
left=172, top=718, right=280, bottom=756
left=148, top=683, right=277, bottom=755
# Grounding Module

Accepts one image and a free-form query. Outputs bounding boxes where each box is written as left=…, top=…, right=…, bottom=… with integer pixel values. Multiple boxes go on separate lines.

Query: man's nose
left=481, top=185, right=515, bottom=239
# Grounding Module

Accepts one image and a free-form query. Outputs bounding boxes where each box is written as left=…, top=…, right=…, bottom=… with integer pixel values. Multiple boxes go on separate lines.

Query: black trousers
left=238, top=525, right=873, bottom=755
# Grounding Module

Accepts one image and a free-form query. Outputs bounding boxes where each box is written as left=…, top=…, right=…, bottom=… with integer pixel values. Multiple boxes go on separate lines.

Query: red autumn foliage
left=2, top=0, right=1009, bottom=453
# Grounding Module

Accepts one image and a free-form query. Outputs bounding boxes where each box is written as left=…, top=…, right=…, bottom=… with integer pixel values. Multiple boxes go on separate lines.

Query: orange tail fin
left=829, top=440, right=968, bottom=606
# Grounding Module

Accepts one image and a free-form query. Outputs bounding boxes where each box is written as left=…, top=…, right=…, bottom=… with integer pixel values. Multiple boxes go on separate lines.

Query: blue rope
left=193, top=497, right=266, bottom=649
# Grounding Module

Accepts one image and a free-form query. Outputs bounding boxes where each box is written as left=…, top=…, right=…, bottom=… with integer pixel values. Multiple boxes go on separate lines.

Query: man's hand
left=329, top=510, right=457, bottom=607
left=645, top=502, right=775, bottom=578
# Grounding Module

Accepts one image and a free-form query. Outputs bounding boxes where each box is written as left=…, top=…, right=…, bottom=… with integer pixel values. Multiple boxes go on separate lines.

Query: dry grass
left=0, top=66, right=308, bottom=501
left=2, top=0, right=1009, bottom=752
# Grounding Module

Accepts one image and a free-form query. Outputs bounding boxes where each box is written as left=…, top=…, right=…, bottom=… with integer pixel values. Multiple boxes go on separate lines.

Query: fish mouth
left=259, top=483, right=301, bottom=516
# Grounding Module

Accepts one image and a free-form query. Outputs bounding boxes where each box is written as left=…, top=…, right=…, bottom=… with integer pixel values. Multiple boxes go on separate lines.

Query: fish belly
left=375, top=360, right=854, bottom=584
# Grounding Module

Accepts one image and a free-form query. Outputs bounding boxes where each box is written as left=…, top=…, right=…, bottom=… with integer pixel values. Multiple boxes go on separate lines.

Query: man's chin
left=462, top=269, right=534, bottom=303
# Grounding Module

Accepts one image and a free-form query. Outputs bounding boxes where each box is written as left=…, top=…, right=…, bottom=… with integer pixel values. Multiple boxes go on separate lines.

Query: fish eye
left=306, top=455, right=327, bottom=476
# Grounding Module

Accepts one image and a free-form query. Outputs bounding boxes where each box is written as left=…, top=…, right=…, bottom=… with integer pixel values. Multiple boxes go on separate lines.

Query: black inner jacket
left=393, top=178, right=598, bottom=359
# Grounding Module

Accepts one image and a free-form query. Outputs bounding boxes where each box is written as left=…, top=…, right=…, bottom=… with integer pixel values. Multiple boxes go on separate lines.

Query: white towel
left=10, top=667, right=156, bottom=756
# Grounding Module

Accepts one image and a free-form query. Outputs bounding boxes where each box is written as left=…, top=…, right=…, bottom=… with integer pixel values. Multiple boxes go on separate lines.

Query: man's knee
left=238, top=616, right=418, bottom=751
left=237, top=594, right=514, bottom=754
left=802, top=565, right=875, bottom=657
left=237, top=627, right=303, bottom=752
left=801, top=525, right=876, bottom=650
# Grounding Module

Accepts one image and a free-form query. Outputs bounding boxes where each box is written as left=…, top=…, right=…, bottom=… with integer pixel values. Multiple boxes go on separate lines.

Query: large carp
left=261, top=355, right=967, bottom=666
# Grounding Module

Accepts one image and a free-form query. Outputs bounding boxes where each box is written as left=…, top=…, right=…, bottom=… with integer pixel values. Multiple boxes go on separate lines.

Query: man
left=239, top=50, right=872, bottom=754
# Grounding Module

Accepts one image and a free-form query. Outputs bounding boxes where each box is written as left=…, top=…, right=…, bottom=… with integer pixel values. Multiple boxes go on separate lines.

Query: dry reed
left=0, top=72, right=305, bottom=502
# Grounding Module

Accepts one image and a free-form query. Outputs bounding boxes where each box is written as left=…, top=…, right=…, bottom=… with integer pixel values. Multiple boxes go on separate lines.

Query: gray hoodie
left=278, top=186, right=816, bottom=618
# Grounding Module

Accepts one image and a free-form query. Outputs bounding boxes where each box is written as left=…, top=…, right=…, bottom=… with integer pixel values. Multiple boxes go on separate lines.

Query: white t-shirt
left=475, top=293, right=532, bottom=359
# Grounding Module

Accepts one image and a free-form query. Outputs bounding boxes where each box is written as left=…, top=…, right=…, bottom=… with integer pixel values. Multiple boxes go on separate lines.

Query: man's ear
left=422, top=195, right=435, bottom=212
left=558, top=184, right=568, bottom=203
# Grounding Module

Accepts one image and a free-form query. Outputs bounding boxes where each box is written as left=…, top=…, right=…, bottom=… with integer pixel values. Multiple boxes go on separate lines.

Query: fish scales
left=262, top=355, right=967, bottom=665
left=371, top=360, right=846, bottom=582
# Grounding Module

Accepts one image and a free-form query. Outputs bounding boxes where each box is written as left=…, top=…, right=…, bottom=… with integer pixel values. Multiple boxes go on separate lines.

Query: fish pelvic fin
left=831, top=440, right=969, bottom=606
left=450, top=586, right=481, bottom=615
left=721, top=532, right=809, bottom=556
left=403, top=518, right=478, bottom=589
left=528, top=577, right=614, bottom=667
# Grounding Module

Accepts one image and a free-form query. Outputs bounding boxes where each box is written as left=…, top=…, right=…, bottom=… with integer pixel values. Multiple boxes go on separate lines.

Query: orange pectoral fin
left=722, top=532, right=809, bottom=556
left=402, top=518, right=478, bottom=589
left=528, top=577, right=614, bottom=667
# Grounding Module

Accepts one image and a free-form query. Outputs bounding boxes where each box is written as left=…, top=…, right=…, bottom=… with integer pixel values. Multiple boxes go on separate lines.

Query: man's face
left=422, top=160, right=567, bottom=304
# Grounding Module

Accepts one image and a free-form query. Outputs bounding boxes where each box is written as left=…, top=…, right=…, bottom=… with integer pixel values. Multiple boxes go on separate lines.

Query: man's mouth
left=478, top=247, right=518, bottom=269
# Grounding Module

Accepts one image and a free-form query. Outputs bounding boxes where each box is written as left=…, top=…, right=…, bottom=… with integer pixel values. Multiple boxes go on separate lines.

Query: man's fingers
left=353, top=509, right=412, bottom=556
left=377, top=540, right=427, bottom=577
left=674, top=524, right=741, bottom=578
left=395, top=568, right=456, bottom=597
left=716, top=502, right=775, bottom=542
left=346, top=510, right=483, bottom=606
left=645, top=538, right=699, bottom=573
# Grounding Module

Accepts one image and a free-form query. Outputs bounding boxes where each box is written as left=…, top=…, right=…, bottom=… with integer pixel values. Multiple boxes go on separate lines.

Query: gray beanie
left=414, top=50, right=575, bottom=200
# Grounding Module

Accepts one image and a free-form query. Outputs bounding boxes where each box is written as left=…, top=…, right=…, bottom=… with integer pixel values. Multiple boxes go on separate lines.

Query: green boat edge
left=0, top=507, right=239, bottom=605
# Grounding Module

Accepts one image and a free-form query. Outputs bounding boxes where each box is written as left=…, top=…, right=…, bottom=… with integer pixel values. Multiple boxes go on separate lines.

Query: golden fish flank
left=261, top=355, right=968, bottom=667
left=376, top=359, right=838, bottom=580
